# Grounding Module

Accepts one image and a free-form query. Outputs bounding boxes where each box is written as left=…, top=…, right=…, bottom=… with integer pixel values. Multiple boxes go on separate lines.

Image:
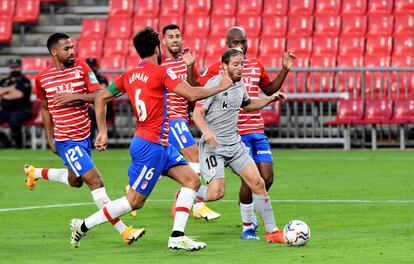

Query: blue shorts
left=55, top=138, right=95, bottom=177
left=128, top=136, right=188, bottom=196
left=241, top=133, right=274, bottom=163
left=168, top=119, right=197, bottom=150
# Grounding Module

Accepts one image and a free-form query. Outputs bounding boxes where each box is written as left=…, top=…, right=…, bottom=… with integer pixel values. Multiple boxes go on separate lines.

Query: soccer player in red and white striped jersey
left=197, top=27, right=296, bottom=240
left=160, top=24, right=220, bottom=220
left=24, top=33, right=144, bottom=247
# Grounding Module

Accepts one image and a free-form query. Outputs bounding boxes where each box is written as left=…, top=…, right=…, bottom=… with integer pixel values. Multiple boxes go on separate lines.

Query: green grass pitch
left=0, top=149, right=413, bottom=263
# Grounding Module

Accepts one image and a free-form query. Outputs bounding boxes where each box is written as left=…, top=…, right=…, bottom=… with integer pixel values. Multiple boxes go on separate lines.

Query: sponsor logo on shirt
left=57, top=82, right=74, bottom=93
left=257, top=150, right=272, bottom=155
left=222, top=101, right=240, bottom=109
left=167, top=68, right=178, bottom=80
left=176, top=155, right=183, bottom=162
left=88, top=72, right=98, bottom=84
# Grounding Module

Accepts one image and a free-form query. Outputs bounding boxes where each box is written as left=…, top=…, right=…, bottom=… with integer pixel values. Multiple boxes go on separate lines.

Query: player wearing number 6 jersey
left=24, top=33, right=143, bottom=247
left=70, top=27, right=233, bottom=251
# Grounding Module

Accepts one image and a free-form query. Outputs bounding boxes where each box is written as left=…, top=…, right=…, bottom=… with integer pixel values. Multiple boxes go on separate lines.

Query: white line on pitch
left=1, top=199, right=413, bottom=213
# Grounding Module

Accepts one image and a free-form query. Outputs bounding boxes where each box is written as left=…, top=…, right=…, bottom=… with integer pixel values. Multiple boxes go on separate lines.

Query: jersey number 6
left=135, top=89, right=147, bottom=122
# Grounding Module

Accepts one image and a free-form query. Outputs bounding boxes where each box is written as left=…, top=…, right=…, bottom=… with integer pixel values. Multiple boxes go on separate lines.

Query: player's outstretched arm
left=53, top=90, right=100, bottom=105
left=40, top=99, right=57, bottom=154
left=242, top=92, right=287, bottom=112
left=192, top=106, right=218, bottom=148
left=94, top=89, right=114, bottom=151
left=261, top=51, right=296, bottom=96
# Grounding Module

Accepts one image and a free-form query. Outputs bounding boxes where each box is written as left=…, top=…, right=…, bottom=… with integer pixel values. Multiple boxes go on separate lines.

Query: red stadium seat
left=22, top=57, right=48, bottom=71
left=336, top=55, right=364, bottom=93
left=210, top=16, right=236, bottom=36
left=109, top=0, right=134, bottom=18
left=367, top=15, right=394, bottom=36
left=287, top=16, right=314, bottom=36
left=314, top=15, right=341, bottom=36
left=389, top=98, right=414, bottom=124
left=261, top=101, right=280, bottom=126
left=341, top=15, right=367, bottom=36
left=77, top=38, right=103, bottom=60
left=158, top=16, right=184, bottom=34
left=393, top=35, right=414, bottom=56
left=307, top=55, right=337, bottom=93
left=367, top=0, right=393, bottom=14
left=128, top=41, right=139, bottom=57
left=341, top=0, right=367, bottom=14
left=0, top=0, right=15, bottom=18
left=394, top=0, right=414, bottom=14
left=287, top=36, right=312, bottom=57
left=211, top=0, right=237, bottom=16
left=0, top=20, right=12, bottom=44
left=159, top=0, right=185, bottom=16
left=289, top=0, right=315, bottom=15
left=315, top=0, right=341, bottom=15
left=258, top=56, right=280, bottom=68
left=133, top=17, right=159, bottom=33
left=184, top=16, right=210, bottom=37
left=246, top=37, right=259, bottom=57
left=106, top=18, right=132, bottom=39
left=338, top=36, right=365, bottom=56
left=324, top=99, right=364, bottom=125
left=236, top=16, right=262, bottom=38
left=81, top=19, right=106, bottom=39
left=258, top=36, right=286, bottom=57
left=237, top=0, right=263, bottom=15
left=126, top=55, right=141, bottom=70
left=365, top=35, right=392, bottom=56
left=134, top=0, right=160, bottom=17
left=364, top=55, right=391, bottom=98
left=286, top=56, right=310, bottom=93
left=100, top=56, right=126, bottom=70
left=183, top=37, right=207, bottom=59
left=205, top=36, right=227, bottom=58
left=262, top=0, right=288, bottom=16
left=14, top=0, right=40, bottom=23
left=391, top=55, right=414, bottom=97
left=355, top=99, right=393, bottom=124
left=312, top=36, right=339, bottom=56
left=185, top=0, right=211, bottom=15
left=394, top=15, right=414, bottom=35
left=104, top=38, right=129, bottom=57
left=261, top=16, right=287, bottom=37
left=203, top=56, right=221, bottom=69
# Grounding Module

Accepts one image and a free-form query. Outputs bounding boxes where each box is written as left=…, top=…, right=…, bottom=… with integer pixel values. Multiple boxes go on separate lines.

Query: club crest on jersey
left=166, top=68, right=178, bottom=80
left=56, top=82, right=74, bottom=93
left=74, top=69, right=82, bottom=79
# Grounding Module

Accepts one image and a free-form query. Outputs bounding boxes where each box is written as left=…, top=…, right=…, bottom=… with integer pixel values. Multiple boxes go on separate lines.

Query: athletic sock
left=35, top=168, right=69, bottom=185
left=172, top=187, right=195, bottom=233
left=84, top=196, right=132, bottom=229
left=195, top=185, right=208, bottom=203
left=252, top=193, right=278, bottom=233
left=240, top=202, right=254, bottom=231
left=91, top=187, right=127, bottom=234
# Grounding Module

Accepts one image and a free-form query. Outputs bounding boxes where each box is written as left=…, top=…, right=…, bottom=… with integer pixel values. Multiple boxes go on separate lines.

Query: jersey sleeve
left=164, top=68, right=183, bottom=92
left=257, top=61, right=271, bottom=88
left=242, top=84, right=250, bottom=103
left=81, top=62, right=102, bottom=92
left=197, top=61, right=221, bottom=86
left=35, top=74, right=46, bottom=100
left=195, top=76, right=218, bottom=110
left=107, top=74, right=126, bottom=96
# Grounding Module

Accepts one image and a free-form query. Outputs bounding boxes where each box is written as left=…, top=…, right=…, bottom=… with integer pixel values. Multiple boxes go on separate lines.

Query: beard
left=63, top=57, right=75, bottom=68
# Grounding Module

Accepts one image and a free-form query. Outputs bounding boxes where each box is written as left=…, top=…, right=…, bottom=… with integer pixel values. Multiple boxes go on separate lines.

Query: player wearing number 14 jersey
left=24, top=33, right=143, bottom=247
left=70, top=27, right=232, bottom=251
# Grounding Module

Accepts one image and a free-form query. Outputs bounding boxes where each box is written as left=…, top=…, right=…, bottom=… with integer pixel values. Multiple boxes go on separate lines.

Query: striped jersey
left=35, top=61, right=101, bottom=142
left=198, top=57, right=271, bottom=135
left=161, top=54, right=200, bottom=121
left=107, top=61, right=183, bottom=146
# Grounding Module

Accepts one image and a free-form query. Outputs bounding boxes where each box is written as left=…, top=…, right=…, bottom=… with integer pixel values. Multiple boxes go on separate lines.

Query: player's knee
left=69, top=178, right=83, bottom=188
left=264, top=177, right=273, bottom=190
left=186, top=176, right=201, bottom=191
left=209, top=188, right=225, bottom=200
left=130, top=199, right=145, bottom=210
left=250, top=178, right=265, bottom=193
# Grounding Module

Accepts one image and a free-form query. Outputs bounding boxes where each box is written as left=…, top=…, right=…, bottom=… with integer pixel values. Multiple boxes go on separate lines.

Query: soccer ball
left=283, top=220, right=311, bottom=246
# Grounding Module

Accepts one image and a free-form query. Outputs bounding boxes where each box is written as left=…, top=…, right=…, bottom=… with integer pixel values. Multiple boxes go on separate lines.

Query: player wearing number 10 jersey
left=70, top=27, right=233, bottom=251
left=24, top=33, right=143, bottom=247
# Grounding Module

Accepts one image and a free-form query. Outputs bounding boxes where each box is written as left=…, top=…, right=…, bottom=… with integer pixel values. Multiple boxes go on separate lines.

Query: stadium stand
left=134, top=0, right=160, bottom=17
left=108, top=0, right=134, bottom=18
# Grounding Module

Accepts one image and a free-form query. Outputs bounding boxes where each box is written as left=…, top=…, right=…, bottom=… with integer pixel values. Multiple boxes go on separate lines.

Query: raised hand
left=204, top=130, right=218, bottom=148
left=95, top=132, right=108, bottom=151
left=282, top=50, right=296, bottom=70
left=182, top=48, right=196, bottom=66
left=270, top=91, right=287, bottom=103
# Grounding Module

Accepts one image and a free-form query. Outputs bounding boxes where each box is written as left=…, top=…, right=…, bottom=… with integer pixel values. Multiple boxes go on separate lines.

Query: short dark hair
left=221, top=49, right=244, bottom=65
left=47, top=32, right=70, bottom=52
left=133, top=27, right=160, bottom=59
left=162, top=24, right=180, bottom=36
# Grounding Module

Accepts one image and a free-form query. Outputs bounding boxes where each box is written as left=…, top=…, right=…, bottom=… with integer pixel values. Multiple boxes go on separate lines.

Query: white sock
left=195, top=185, right=208, bottom=203
left=252, top=193, right=278, bottom=233
left=91, top=187, right=127, bottom=234
left=240, top=202, right=254, bottom=231
left=85, top=196, right=132, bottom=229
left=172, top=187, right=196, bottom=233
left=189, top=162, right=200, bottom=174
left=35, top=168, right=69, bottom=185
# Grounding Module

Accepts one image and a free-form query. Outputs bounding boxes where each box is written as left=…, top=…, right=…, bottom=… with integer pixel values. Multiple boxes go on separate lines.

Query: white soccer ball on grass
left=283, top=220, right=311, bottom=246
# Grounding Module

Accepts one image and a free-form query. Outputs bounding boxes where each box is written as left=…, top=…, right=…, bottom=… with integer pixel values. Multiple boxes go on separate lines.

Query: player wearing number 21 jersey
left=70, top=27, right=232, bottom=251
